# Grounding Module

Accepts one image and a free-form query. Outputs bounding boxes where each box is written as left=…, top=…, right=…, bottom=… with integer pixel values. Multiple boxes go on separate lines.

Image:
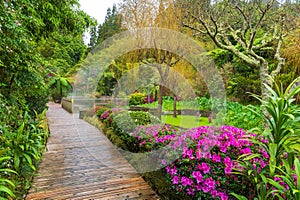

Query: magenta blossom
left=192, top=171, right=203, bottom=184
left=181, top=176, right=193, bottom=186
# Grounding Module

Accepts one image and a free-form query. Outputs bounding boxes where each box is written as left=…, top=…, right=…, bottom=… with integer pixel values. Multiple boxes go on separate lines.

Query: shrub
left=225, top=101, right=263, bottom=130
left=100, top=108, right=124, bottom=127
left=133, top=124, right=178, bottom=152
left=112, top=111, right=161, bottom=134
left=111, top=111, right=161, bottom=151
left=129, top=92, right=146, bottom=106
left=196, top=97, right=212, bottom=110
left=96, top=107, right=107, bottom=119
left=233, top=78, right=300, bottom=200
left=0, top=95, right=49, bottom=198
left=157, top=125, right=269, bottom=199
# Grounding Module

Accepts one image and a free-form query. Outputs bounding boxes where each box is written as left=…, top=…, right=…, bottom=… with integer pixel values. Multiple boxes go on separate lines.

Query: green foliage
left=0, top=151, right=17, bottom=199
left=233, top=77, right=300, bottom=199
left=112, top=111, right=161, bottom=135
left=48, top=74, right=73, bottom=102
left=0, top=0, right=92, bottom=198
left=252, top=78, right=300, bottom=158
left=111, top=111, right=161, bottom=151
left=40, top=34, right=88, bottom=75
left=129, top=93, right=146, bottom=106
left=225, top=101, right=263, bottom=131
left=197, top=97, right=212, bottom=110
left=96, top=108, right=108, bottom=119
left=0, top=95, right=49, bottom=198
left=0, top=0, right=92, bottom=114
left=89, top=4, right=123, bottom=50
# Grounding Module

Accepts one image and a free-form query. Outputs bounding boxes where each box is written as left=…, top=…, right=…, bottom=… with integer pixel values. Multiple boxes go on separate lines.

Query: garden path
left=26, top=102, right=159, bottom=200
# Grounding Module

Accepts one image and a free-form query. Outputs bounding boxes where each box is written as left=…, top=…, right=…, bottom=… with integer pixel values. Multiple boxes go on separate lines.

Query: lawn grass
left=141, top=99, right=200, bottom=111
left=161, top=115, right=210, bottom=129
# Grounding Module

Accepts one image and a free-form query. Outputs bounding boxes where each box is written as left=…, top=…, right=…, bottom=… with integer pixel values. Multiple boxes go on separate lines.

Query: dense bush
left=0, top=95, right=49, bottom=198
left=111, top=111, right=161, bottom=151
left=129, top=92, right=146, bottom=106
left=112, top=111, right=161, bottom=134
left=133, top=124, right=178, bottom=152
left=99, top=108, right=124, bottom=127
left=135, top=125, right=268, bottom=199
left=233, top=79, right=300, bottom=200
left=225, top=101, right=263, bottom=130
left=96, top=107, right=107, bottom=118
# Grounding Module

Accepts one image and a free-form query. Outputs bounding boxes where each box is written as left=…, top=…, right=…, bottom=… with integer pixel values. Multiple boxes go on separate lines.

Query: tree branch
left=248, top=1, right=272, bottom=50
left=271, top=23, right=284, bottom=79
left=228, top=25, right=247, bottom=50
left=182, top=23, right=207, bottom=34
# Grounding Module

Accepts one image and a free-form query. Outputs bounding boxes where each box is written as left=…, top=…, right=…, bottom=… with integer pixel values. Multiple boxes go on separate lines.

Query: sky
left=79, top=0, right=121, bottom=24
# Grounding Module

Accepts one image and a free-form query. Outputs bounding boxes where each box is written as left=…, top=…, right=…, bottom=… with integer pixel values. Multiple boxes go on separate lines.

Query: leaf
left=230, top=193, right=248, bottom=200
left=17, top=122, right=25, bottom=135
left=0, top=178, right=15, bottom=187
left=269, top=143, right=278, bottom=177
left=0, top=169, right=17, bottom=175
left=0, top=156, right=11, bottom=162
left=0, top=185, right=15, bottom=198
left=294, top=158, right=300, bottom=190
left=14, top=154, right=20, bottom=170
left=263, top=83, right=278, bottom=99
left=267, top=178, right=286, bottom=191
left=60, top=77, right=68, bottom=86
left=23, top=153, right=36, bottom=171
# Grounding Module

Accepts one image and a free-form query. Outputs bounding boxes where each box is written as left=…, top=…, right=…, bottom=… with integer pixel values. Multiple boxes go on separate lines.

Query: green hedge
left=129, top=92, right=146, bottom=106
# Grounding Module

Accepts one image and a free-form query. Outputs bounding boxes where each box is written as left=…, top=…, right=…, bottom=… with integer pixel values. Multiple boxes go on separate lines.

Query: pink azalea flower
left=186, top=188, right=195, bottom=196
left=199, top=162, right=210, bottom=174
left=204, top=177, right=215, bottom=189
left=181, top=176, right=193, bottom=186
left=192, top=171, right=203, bottom=184
left=240, top=147, right=251, bottom=155
left=172, top=176, right=179, bottom=184
left=212, top=153, right=221, bottom=162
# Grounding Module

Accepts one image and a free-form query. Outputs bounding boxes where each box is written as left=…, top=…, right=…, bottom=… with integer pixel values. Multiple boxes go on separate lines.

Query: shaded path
left=26, top=103, right=159, bottom=200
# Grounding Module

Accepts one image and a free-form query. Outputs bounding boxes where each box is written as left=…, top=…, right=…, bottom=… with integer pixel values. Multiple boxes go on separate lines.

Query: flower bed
left=89, top=102, right=300, bottom=199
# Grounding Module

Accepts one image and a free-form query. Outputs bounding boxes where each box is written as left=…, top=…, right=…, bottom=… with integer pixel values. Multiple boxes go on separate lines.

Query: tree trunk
left=60, top=84, right=63, bottom=103
left=157, top=85, right=164, bottom=120
left=173, top=94, right=177, bottom=118
left=259, top=62, right=273, bottom=127
left=259, top=62, right=273, bottom=102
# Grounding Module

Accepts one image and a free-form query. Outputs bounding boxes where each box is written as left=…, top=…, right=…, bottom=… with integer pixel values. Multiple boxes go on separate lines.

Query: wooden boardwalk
left=26, top=103, right=159, bottom=200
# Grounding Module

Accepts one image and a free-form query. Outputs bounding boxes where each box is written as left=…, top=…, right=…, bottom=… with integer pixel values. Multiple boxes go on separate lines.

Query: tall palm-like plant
left=48, top=74, right=72, bottom=103
left=252, top=77, right=300, bottom=159
left=232, top=77, right=300, bottom=200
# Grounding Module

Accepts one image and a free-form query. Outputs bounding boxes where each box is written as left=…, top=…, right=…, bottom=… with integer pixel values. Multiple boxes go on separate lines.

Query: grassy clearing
left=141, top=100, right=200, bottom=111
left=161, top=115, right=210, bottom=129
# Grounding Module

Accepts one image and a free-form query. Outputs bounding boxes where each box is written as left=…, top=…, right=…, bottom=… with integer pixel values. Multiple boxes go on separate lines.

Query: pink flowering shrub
left=157, top=125, right=269, bottom=199
left=133, top=124, right=178, bottom=152
left=100, top=108, right=124, bottom=126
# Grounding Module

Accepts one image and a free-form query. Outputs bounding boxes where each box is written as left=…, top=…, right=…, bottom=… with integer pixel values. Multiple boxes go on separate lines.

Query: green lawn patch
left=140, top=99, right=200, bottom=111
left=161, top=115, right=210, bottom=129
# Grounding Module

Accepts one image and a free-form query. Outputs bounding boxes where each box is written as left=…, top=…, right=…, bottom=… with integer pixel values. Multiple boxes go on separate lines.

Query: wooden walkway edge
left=26, top=103, right=159, bottom=200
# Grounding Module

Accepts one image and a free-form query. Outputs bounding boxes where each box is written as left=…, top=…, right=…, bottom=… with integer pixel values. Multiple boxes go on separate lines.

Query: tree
left=0, top=0, right=93, bottom=112
left=88, top=4, right=123, bottom=51
left=39, top=33, right=88, bottom=75
left=119, top=0, right=187, bottom=119
left=180, top=0, right=299, bottom=101
left=119, top=0, right=158, bottom=29
left=97, top=5, right=123, bottom=44
left=48, top=74, right=73, bottom=102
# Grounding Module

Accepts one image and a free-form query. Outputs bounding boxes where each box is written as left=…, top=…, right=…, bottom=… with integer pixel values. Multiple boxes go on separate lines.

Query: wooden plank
left=26, top=102, right=160, bottom=200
